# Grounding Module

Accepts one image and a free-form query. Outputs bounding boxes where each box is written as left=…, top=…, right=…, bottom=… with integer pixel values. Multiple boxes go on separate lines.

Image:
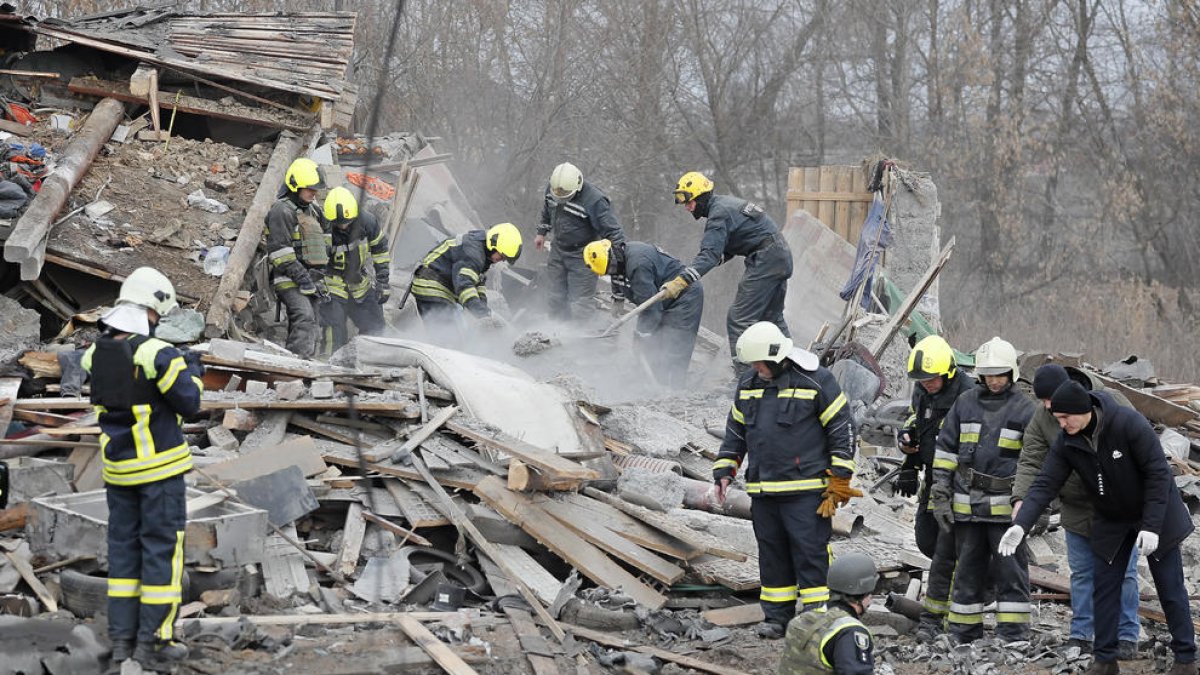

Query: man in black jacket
left=1001, top=381, right=1196, bottom=674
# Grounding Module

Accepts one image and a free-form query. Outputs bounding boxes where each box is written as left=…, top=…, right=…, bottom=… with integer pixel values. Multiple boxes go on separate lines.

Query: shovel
left=591, top=288, right=670, bottom=339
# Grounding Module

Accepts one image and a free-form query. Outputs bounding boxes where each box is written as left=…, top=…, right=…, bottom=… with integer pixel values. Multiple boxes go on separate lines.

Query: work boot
left=755, top=621, right=787, bottom=640
left=1116, top=639, right=1136, bottom=660
left=1083, top=660, right=1120, bottom=675
left=110, top=639, right=135, bottom=663
left=1064, top=637, right=1093, bottom=654
left=133, top=641, right=189, bottom=671
left=1166, top=661, right=1198, bottom=675
left=915, top=622, right=942, bottom=642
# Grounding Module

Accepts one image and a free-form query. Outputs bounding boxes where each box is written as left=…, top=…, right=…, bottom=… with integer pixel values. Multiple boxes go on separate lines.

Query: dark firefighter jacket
left=1012, top=367, right=1133, bottom=536
left=902, top=370, right=975, bottom=471
left=713, top=358, right=854, bottom=496
left=264, top=192, right=325, bottom=291
left=932, top=382, right=1036, bottom=523
left=413, top=230, right=494, bottom=317
left=610, top=242, right=699, bottom=335
left=538, top=181, right=625, bottom=253
left=326, top=210, right=390, bottom=301
left=1015, top=390, right=1194, bottom=563
left=81, top=335, right=203, bottom=487
left=689, top=194, right=782, bottom=278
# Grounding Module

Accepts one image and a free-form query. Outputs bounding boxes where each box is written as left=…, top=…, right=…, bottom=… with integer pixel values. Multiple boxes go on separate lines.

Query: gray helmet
left=827, top=553, right=878, bottom=596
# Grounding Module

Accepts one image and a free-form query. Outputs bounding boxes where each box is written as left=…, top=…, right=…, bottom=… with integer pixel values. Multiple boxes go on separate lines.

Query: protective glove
left=998, top=524, right=1025, bottom=556
left=713, top=477, right=731, bottom=505
left=1135, top=530, right=1159, bottom=557
left=930, top=482, right=955, bottom=531
left=660, top=275, right=689, bottom=300
left=899, top=426, right=919, bottom=454
left=181, top=349, right=205, bottom=376
left=377, top=285, right=392, bottom=305
left=298, top=276, right=318, bottom=296
left=817, top=470, right=863, bottom=518
left=894, top=468, right=919, bottom=498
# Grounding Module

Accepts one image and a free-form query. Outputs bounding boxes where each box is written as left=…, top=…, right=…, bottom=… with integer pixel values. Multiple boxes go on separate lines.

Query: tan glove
left=660, top=275, right=689, bottom=299
left=817, top=470, right=863, bottom=518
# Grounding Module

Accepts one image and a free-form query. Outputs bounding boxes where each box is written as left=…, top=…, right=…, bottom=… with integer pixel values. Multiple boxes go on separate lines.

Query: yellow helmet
left=323, top=186, right=359, bottom=224
left=285, top=158, right=326, bottom=192
left=907, top=335, right=956, bottom=380
left=583, top=239, right=612, bottom=276
left=486, top=223, right=523, bottom=262
left=673, top=171, right=714, bottom=204
left=550, top=162, right=583, bottom=200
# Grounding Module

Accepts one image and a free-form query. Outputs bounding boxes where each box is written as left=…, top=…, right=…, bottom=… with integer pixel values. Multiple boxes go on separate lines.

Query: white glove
left=998, top=524, right=1026, bottom=557
left=1135, top=530, right=1159, bottom=557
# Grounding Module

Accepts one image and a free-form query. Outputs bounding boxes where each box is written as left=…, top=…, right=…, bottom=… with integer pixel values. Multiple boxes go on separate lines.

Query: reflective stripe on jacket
left=538, top=181, right=625, bottom=252
left=81, top=337, right=202, bottom=486
left=713, top=360, right=854, bottom=496
left=689, top=194, right=781, bottom=278
left=325, top=210, right=390, bottom=300
left=412, top=230, right=492, bottom=316
left=263, top=194, right=325, bottom=290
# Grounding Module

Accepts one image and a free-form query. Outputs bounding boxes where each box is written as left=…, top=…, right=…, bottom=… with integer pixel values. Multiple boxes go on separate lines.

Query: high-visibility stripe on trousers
left=948, top=521, right=1030, bottom=642
left=751, top=491, right=831, bottom=625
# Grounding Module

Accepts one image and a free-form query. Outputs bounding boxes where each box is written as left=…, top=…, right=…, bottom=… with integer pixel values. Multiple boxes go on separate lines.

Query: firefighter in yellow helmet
left=536, top=162, right=626, bottom=320
left=666, top=171, right=792, bottom=369
left=262, top=157, right=328, bottom=358
left=411, top=223, right=522, bottom=343
left=81, top=268, right=203, bottom=670
left=319, top=186, right=391, bottom=351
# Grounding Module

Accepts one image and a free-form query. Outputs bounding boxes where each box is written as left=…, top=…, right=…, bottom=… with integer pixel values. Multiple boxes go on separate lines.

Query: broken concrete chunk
left=310, top=380, right=335, bottom=399
left=83, top=200, right=115, bottom=219
left=154, top=308, right=205, bottom=343
left=210, top=338, right=248, bottom=362
left=199, top=588, right=240, bottom=609
left=274, top=379, right=306, bottom=401
left=231, top=465, right=318, bottom=528
left=206, top=425, right=240, bottom=453
left=222, top=408, right=260, bottom=431
left=244, top=380, right=269, bottom=397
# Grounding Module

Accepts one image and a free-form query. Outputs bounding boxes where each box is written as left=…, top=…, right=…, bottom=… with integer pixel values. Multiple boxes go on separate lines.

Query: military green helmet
left=827, top=553, right=878, bottom=595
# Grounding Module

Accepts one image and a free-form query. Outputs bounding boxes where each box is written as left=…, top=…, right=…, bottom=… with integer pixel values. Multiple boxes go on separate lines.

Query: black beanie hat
left=1033, top=364, right=1070, bottom=399
left=1050, top=381, right=1092, bottom=415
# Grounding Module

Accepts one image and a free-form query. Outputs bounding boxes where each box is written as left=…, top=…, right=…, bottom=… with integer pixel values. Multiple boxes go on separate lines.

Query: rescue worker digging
left=779, top=553, right=878, bottom=674
left=930, top=336, right=1035, bottom=643
left=582, top=239, right=703, bottom=387
left=411, top=223, right=522, bottom=344
left=536, top=162, right=626, bottom=320
left=896, top=335, right=974, bottom=639
left=319, top=186, right=391, bottom=351
left=713, top=321, right=859, bottom=639
left=81, top=268, right=203, bottom=670
left=665, top=171, right=792, bottom=366
left=262, top=158, right=328, bottom=359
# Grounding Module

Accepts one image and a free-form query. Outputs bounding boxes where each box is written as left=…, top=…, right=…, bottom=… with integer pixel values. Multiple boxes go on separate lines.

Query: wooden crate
left=785, top=165, right=874, bottom=244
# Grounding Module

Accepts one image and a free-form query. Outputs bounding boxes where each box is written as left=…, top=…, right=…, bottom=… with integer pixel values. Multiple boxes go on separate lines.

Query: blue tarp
left=838, top=196, right=892, bottom=309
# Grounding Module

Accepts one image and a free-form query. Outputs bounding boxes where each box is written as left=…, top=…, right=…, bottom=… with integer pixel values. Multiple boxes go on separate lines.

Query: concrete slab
left=781, top=209, right=857, bottom=346
left=6, top=457, right=75, bottom=502
left=231, top=465, right=318, bottom=527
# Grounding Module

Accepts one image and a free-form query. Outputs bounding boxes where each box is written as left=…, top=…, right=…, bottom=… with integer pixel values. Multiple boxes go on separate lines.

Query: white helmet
left=974, top=336, right=1019, bottom=380
left=117, top=267, right=179, bottom=317
left=735, top=322, right=794, bottom=364
left=549, top=162, right=583, bottom=201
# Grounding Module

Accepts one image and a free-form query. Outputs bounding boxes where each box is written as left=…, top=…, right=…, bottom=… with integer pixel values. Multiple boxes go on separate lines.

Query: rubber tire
left=60, top=569, right=193, bottom=619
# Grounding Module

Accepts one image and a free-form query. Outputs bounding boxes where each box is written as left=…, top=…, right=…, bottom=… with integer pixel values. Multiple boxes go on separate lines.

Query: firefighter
left=319, top=186, right=391, bottom=351
left=713, top=322, right=858, bottom=639
left=582, top=239, right=703, bottom=387
left=895, top=335, right=975, bottom=639
left=930, top=336, right=1036, bottom=643
left=1002, top=381, right=1196, bottom=675
left=535, top=162, right=626, bottom=320
left=779, top=553, right=877, bottom=674
left=1012, top=364, right=1141, bottom=658
left=80, top=268, right=203, bottom=669
left=263, top=157, right=328, bottom=359
left=664, top=171, right=792, bottom=365
left=412, top=223, right=522, bottom=343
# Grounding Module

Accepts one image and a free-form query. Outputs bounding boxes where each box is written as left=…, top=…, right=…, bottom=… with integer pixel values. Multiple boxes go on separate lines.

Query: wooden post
left=4, top=98, right=126, bottom=280
left=203, top=128, right=310, bottom=338
left=868, top=236, right=955, bottom=360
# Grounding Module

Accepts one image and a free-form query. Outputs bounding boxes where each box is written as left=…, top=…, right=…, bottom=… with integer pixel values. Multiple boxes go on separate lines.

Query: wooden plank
left=582, top=488, right=747, bottom=562
left=204, top=436, right=326, bottom=483
left=483, top=544, right=564, bottom=607
left=816, top=167, right=837, bottom=233
left=803, top=167, right=820, bottom=220
left=0, top=378, right=23, bottom=440
left=445, top=419, right=599, bottom=480
left=360, top=511, right=434, bottom=548
left=382, top=479, right=450, bottom=528
left=783, top=190, right=875, bottom=203
left=476, top=554, right=562, bottom=675
left=66, top=77, right=310, bottom=131
left=321, top=445, right=484, bottom=491
left=701, top=603, right=765, bottom=627
left=0, top=503, right=29, bottom=533
left=12, top=410, right=78, bottom=427
left=555, top=492, right=703, bottom=561
left=193, top=611, right=503, bottom=627
left=337, top=502, right=367, bottom=577
left=3, top=550, right=58, bottom=611
left=850, top=166, right=870, bottom=243
left=0, top=118, right=34, bottom=136
left=474, top=476, right=666, bottom=609
left=395, top=614, right=482, bottom=675
left=567, top=624, right=750, bottom=675
left=538, top=499, right=685, bottom=585
left=834, top=167, right=853, bottom=242
left=365, top=405, right=458, bottom=463
left=420, top=434, right=476, bottom=468
left=868, top=236, right=956, bottom=359
left=12, top=397, right=418, bottom=415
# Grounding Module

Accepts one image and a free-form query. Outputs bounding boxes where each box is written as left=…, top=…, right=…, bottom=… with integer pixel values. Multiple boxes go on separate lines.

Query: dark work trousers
left=415, top=296, right=467, bottom=348
left=751, top=492, right=832, bottom=625
left=949, top=521, right=1030, bottom=642
left=917, top=479, right=958, bottom=633
left=545, top=247, right=598, bottom=320
left=275, top=285, right=321, bottom=359
left=107, top=475, right=186, bottom=645
left=1093, top=532, right=1196, bottom=663
left=321, top=295, right=385, bottom=351
left=643, top=283, right=703, bottom=388
left=726, top=235, right=792, bottom=359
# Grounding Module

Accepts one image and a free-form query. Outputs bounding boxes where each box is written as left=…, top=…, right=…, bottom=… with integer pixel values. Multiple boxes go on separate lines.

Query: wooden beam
left=582, top=488, right=746, bottom=561
left=445, top=420, right=599, bottom=481
left=869, top=236, right=955, bottom=359
left=360, top=511, right=434, bottom=548
left=555, top=492, right=704, bottom=561
left=67, top=77, right=310, bottom=131
left=0, top=503, right=30, bottom=533
left=395, top=614, right=479, bottom=675
left=507, top=460, right=587, bottom=492
left=0, top=118, right=34, bottom=136
left=4, top=550, right=58, bottom=612
left=567, top=623, right=750, bottom=675
left=191, top=611, right=503, bottom=627
left=538, top=498, right=685, bottom=585
left=784, top=189, right=875, bottom=203
left=337, top=502, right=367, bottom=577
left=368, top=405, right=458, bottom=463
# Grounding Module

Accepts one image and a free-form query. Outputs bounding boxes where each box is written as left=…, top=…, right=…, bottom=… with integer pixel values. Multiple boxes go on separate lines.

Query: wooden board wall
left=785, top=166, right=873, bottom=244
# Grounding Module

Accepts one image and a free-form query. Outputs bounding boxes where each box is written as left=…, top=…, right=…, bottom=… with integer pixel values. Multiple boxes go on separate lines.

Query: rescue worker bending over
left=664, top=172, right=792, bottom=365
left=713, top=322, right=859, bottom=639
left=320, top=186, right=391, bottom=351
left=81, top=268, right=203, bottom=670
left=582, top=239, right=704, bottom=387
left=896, top=335, right=974, bottom=639
left=412, top=223, right=522, bottom=343
left=536, top=162, right=626, bottom=320
left=263, top=158, right=328, bottom=359
left=930, top=336, right=1035, bottom=643
left=780, top=553, right=878, bottom=674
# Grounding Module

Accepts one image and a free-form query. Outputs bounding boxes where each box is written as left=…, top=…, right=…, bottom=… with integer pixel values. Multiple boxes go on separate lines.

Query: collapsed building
left=2, top=4, right=1200, bottom=675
